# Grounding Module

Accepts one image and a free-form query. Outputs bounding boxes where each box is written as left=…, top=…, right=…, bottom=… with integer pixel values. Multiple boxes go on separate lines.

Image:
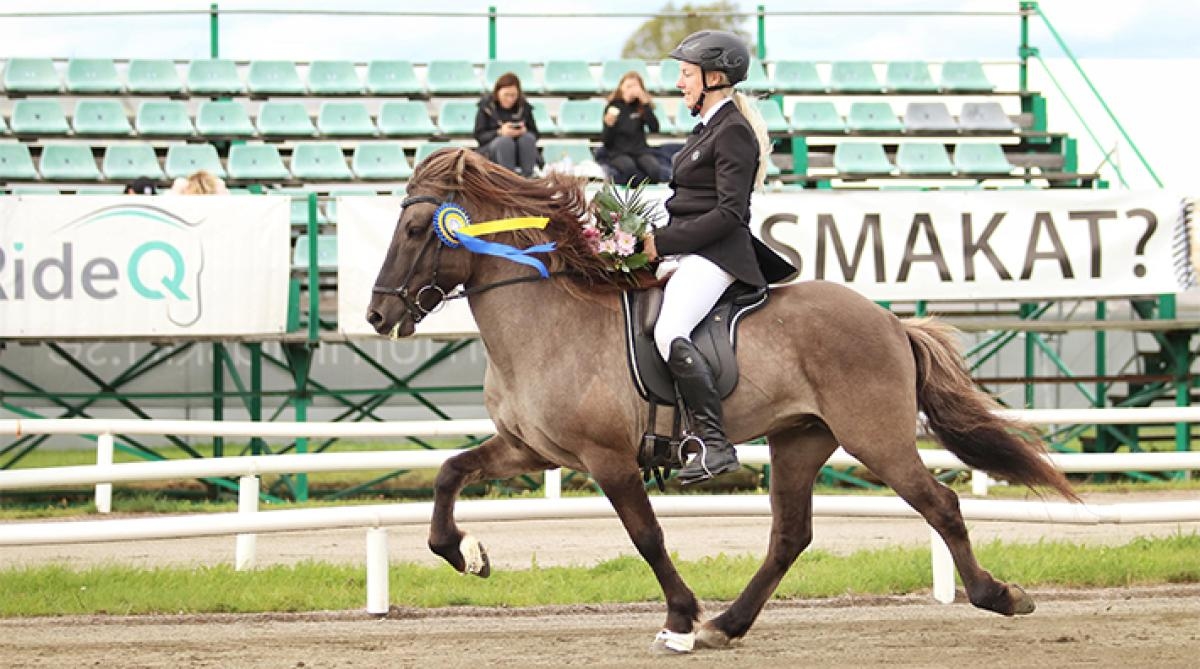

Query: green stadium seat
left=755, top=99, right=789, bottom=134
left=830, top=61, right=882, bottom=93
left=540, top=140, right=593, bottom=166
left=542, top=60, right=597, bottom=95
left=669, top=100, right=698, bottom=135
left=600, top=59, right=652, bottom=92
left=484, top=60, right=538, bottom=93
left=9, top=186, right=61, bottom=195
left=414, top=141, right=468, bottom=166
left=765, top=154, right=781, bottom=177
left=71, top=100, right=133, bottom=136
left=895, top=142, right=954, bottom=175
left=437, top=100, right=477, bottom=136
left=255, top=101, right=317, bottom=137
left=75, top=185, right=126, bottom=194
left=9, top=100, right=70, bottom=135
left=530, top=101, right=558, bottom=135
left=953, top=143, right=1014, bottom=174
left=39, top=144, right=101, bottom=180
left=136, top=101, right=194, bottom=136
left=655, top=59, right=680, bottom=93
left=772, top=61, right=824, bottom=93
left=186, top=59, right=243, bottom=95
left=290, top=142, right=353, bottom=180
left=425, top=60, right=481, bottom=95
left=847, top=102, right=903, bottom=133
left=352, top=142, right=412, bottom=179
left=739, top=58, right=772, bottom=94
left=377, top=100, right=438, bottom=136
left=885, top=61, right=938, bottom=92
left=790, top=102, right=845, bottom=134
left=0, top=143, right=39, bottom=179
left=287, top=197, right=329, bottom=227
left=247, top=60, right=306, bottom=95
left=958, top=102, right=1016, bottom=132
left=165, top=143, right=225, bottom=178
left=3, top=58, right=61, bottom=93
left=833, top=142, right=893, bottom=175
left=102, top=144, right=164, bottom=180
left=227, top=144, right=290, bottom=180
left=195, top=100, right=256, bottom=137
left=65, top=58, right=122, bottom=93
left=307, top=60, right=362, bottom=95
left=365, top=60, right=423, bottom=95
left=903, top=102, right=958, bottom=133
left=940, top=60, right=994, bottom=92
left=126, top=59, right=184, bottom=95
left=556, top=100, right=604, bottom=134
left=292, top=233, right=338, bottom=270
left=317, top=101, right=377, bottom=136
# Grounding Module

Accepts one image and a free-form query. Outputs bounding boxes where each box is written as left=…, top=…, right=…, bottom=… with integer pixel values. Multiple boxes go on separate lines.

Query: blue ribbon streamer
left=457, top=233, right=557, bottom=278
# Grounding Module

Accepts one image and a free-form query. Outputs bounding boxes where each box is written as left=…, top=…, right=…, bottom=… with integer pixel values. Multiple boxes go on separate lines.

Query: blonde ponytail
left=731, top=91, right=772, bottom=192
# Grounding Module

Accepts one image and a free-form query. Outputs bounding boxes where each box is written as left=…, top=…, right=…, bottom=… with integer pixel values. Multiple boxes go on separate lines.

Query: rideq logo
left=0, top=204, right=205, bottom=327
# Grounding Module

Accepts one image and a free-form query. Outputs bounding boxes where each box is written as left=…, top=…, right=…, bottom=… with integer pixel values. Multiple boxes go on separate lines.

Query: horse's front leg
left=587, top=458, right=700, bottom=654
left=429, top=433, right=553, bottom=576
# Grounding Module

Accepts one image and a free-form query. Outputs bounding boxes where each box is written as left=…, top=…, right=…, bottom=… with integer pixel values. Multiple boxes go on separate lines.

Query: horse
left=366, top=148, right=1079, bottom=653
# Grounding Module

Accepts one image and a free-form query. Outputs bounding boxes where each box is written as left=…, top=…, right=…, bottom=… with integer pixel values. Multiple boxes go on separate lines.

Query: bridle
left=371, top=194, right=570, bottom=326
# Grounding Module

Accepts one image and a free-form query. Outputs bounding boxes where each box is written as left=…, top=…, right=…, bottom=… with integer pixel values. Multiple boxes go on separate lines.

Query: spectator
left=124, top=177, right=158, bottom=195
left=602, top=71, right=667, bottom=184
left=169, top=170, right=228, bottom=195
left=474, top=72, right=541, bottom=177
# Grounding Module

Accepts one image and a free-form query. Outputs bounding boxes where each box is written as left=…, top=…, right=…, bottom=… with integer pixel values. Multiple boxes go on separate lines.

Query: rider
left=642, top=30, right=796, bottom=485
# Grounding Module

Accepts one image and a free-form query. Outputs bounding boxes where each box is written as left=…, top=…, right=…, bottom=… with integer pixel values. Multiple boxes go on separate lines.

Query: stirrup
left=676, top=438, right=739, bottom=485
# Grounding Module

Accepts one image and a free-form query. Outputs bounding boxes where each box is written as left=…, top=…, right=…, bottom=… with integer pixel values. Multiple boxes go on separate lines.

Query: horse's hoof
left=460, top=533, right=491, bottom=578
left=695, top=622, right=731, bottom=649
left=649, top=629, right=695, bottom=654
left=1009, top=584, right=1036, bottom=615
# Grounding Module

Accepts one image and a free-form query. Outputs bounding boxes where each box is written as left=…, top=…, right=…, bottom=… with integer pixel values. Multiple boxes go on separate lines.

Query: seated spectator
left=474, top=72, right=541, bottom=177
left=169, top=170, right=228, bottom=195
left=124, top=177, right=158, bottom=195
left=601, top=71, right=669, bottom=185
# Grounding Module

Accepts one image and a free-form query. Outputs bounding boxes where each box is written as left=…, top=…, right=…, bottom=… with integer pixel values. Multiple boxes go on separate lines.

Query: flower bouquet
left=584, top=179, right=665, bottom=274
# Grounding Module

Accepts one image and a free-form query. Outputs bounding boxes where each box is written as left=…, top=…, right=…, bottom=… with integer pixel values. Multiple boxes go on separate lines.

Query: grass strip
left=1, top=533, right=1196, bottom=617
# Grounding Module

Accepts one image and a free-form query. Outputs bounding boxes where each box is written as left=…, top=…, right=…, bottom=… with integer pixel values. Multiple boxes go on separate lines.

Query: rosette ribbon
left=433, top=203, right=556, bottom=277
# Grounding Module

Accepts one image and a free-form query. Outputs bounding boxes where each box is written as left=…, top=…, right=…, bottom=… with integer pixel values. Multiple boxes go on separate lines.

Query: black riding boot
left=668, top=337, right=740, bottom=485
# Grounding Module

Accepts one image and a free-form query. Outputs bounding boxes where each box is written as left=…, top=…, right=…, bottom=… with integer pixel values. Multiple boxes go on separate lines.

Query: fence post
left=366, top=527, right=390, bottom=615
left=95, top=432, right=114, bottom=513
left=971, top=469, right=990, bottom=496
left=235, top=475, right=259, bottom=571
left=544, top=468, right=561, bottom=499
left=930, top=528, right=955, bottom=604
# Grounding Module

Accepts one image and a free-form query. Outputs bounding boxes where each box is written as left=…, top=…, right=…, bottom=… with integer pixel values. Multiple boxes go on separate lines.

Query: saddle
left=620, top=283, right=769, bottom=488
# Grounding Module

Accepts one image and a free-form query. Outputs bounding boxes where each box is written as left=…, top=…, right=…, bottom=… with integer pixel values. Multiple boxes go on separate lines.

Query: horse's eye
left=406, top=224, right=427, bottom=240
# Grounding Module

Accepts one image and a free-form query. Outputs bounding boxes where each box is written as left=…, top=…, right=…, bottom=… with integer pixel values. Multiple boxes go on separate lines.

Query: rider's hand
left=642, top=234, right=658, bottom=262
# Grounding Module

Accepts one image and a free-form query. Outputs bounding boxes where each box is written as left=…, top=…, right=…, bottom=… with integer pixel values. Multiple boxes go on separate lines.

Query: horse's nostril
left=366, top=310, right=384, bottom=326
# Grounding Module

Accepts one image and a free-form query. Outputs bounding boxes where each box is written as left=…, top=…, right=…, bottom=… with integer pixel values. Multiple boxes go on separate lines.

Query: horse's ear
left=453, top=149, right=469, bottom=186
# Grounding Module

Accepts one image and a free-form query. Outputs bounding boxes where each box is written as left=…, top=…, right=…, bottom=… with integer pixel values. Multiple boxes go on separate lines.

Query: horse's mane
left=410, top=148, right=654, bottom=289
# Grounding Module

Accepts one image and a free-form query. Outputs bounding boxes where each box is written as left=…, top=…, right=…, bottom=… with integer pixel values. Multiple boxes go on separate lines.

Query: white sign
left=0, top=196, right=290, bottom=337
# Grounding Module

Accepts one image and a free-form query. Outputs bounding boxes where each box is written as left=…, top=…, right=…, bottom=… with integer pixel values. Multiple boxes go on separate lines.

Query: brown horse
left=367, top=148, right=1078, bottom=653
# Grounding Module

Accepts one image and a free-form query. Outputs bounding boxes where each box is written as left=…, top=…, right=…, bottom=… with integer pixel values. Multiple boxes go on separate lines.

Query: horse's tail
left=903, top=318, right=1079, bottom=502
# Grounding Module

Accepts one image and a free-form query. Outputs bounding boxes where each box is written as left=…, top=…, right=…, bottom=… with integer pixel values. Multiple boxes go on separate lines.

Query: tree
left=621, top=1, right=753, bottom=60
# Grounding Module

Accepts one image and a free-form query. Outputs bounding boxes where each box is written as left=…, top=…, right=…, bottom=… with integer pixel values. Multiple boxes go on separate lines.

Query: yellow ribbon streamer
left=458, top=216, right=550, bottom=238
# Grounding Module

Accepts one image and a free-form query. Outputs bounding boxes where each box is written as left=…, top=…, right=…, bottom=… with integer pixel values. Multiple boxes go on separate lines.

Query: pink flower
left=598, top=239, right=618, bottom=255
left=615, top=231, right=637, bottom=256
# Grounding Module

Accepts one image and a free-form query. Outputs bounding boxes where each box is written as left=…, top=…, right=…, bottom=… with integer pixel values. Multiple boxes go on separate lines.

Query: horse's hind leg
left=428, top=433, right=553, bottom=576
left=697, top=426, right=838, bottom=648
left=841, top=437, right=1035, bottom=616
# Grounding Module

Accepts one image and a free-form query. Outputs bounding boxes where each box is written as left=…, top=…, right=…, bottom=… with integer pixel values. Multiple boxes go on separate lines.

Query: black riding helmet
left=669, top=30, right=751, bottom=116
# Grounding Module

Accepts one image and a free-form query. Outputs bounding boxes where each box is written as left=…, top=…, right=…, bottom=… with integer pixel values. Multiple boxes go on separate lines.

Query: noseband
left=370, top=194, right=448, bottom=326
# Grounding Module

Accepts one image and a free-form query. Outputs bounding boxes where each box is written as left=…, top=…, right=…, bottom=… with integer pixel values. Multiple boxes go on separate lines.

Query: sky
left=0, top=0, right=1197, bottom=62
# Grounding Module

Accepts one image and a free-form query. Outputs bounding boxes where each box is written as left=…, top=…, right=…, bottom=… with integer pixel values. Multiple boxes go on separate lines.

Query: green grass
left=1, top=533, right=1196, bottom=617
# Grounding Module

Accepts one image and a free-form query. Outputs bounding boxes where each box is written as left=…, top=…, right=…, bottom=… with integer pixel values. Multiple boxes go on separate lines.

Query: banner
left=337, top=190, right=1191, bottom=337
left=0, top=196, right=290, bottom=337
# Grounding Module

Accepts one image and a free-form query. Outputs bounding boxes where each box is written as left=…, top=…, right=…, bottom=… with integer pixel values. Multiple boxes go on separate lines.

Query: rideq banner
left=337, top=190, right=1193, bottom=337
left=0, top=196, right=290, bottom=337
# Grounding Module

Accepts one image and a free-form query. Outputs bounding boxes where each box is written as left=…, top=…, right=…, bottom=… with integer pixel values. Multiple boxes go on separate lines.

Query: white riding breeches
left=654, top=254, right=736, bottom=361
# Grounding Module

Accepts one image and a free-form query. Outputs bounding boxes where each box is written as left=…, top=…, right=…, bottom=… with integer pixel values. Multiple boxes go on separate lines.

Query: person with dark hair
left=124, top=177, right=157, bottom=195
left=642, top=30, right=796, bottom=485
left=601, top=71, right=666, bottom=184
left=474, top=72, right=540, bottom=176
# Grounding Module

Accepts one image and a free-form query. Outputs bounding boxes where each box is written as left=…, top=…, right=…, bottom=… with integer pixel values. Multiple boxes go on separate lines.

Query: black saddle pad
left=621, top=283, right=769, bottom=406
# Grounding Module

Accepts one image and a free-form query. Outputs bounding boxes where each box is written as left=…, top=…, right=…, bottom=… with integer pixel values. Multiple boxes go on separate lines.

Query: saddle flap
left=640, top=287, right=664, bottom=334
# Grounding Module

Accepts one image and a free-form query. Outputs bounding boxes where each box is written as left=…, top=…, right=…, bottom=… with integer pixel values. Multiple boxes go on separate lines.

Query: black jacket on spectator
left=473, top=94, right=539, bottom=147
left=601, top=100, right=660, bottom=158
left=655, top=102, right=796, bottom=286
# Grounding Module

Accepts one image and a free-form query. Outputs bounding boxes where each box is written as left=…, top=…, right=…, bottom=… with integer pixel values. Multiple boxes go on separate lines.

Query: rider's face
left=676, top=62, right=702, bottom=109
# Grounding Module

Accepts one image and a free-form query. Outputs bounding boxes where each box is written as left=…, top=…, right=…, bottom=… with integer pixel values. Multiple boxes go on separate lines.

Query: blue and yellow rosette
left=432, top=203, right=556, bottom=277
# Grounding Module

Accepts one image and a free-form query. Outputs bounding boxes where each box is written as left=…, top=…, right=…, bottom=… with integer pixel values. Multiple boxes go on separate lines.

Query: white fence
left=1, top=408, right=1199, bottom=613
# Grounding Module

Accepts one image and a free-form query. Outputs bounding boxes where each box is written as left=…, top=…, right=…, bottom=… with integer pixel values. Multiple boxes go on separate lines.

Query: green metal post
left=1018, top=1, right=1035, bottom=93
left=915, top=301, right=927, bottom=317
left=209, top=3, right=219, bottom=58
left=791, top=137, right=807, bottom=176
left=307, top=193, right=319, bottom=343
left=488, top=6, right=497, bottom=59
left=1062, top=136, right=1078, bottom=188
left=249, top=343, right=263, bottom=457
left=212, top=343, right=224, bottom=458
left=287, top=343, right=313, bottom=501
left=756, top=5, right=766, bottom=60
left=1020, top=303, right=1036, bottom=408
